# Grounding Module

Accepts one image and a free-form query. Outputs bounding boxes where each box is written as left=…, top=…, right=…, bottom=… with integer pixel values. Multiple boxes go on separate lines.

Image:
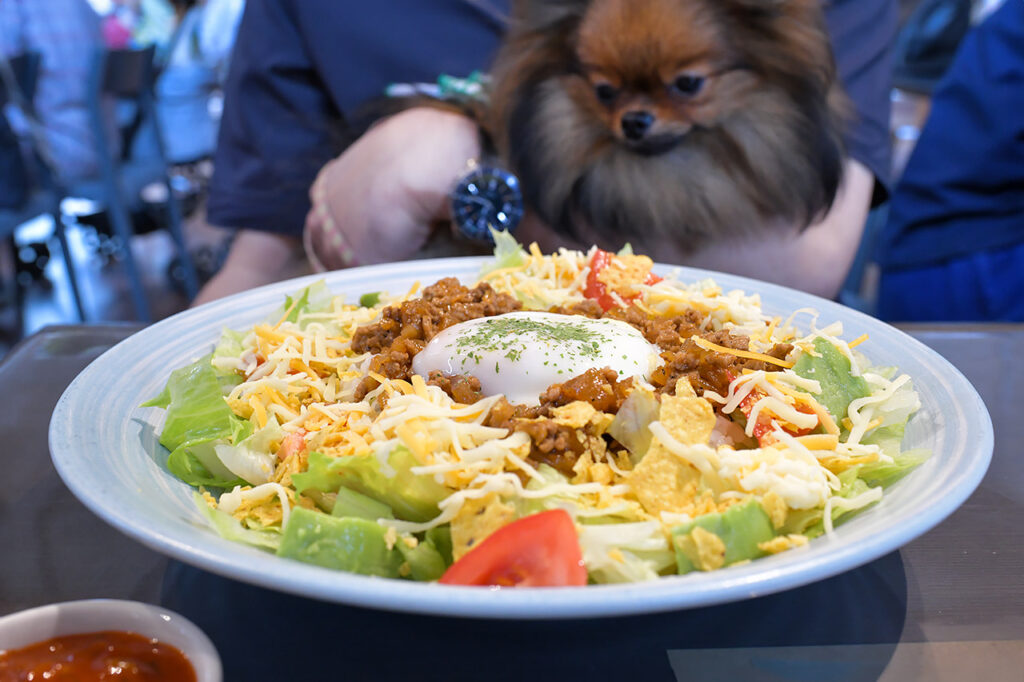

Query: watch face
left=451, top=165, right=525, bottom=242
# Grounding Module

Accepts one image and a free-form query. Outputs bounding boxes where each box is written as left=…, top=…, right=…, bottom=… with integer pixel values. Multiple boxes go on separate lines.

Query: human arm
left=301, top=0, right=893, bottom=298
left=191, top=0, right=343, bottom=306
left=304, top=107, right=482, bottom=271
left=674, top=159, right=874, bottom=299
left=303, top=105, right=871, bottom=299
left=194, top=0, right=506, bottom=303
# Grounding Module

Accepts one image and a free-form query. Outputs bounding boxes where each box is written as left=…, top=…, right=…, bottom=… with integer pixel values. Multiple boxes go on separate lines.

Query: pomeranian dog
left=483, top=0, right=847, bottom=251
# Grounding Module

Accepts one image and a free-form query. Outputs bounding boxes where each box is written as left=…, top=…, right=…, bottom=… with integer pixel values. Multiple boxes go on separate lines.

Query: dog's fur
left=483, top=0, right=847, bottom=251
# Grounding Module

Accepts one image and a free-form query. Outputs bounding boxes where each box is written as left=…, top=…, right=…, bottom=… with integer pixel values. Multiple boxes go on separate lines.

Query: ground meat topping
left=651, top=330, right=793, bottom=397
left=480, top=398, right=582, bottom=476
left=604, top=305, right=705, bottom=351
left=351, top=277, right=789, bottom=468
left=351, top=278, right=521, bottom=399
left=537, top=367, right=632, bottom=414
left=425, top=371, right=484, bottom=405
left=602, top=306, right=791, bottom=398
left=351, top=277, right=521, bottom=355
left=514, top=420, right=585, bottom=477
left=547, top=299, right=604, bottom=319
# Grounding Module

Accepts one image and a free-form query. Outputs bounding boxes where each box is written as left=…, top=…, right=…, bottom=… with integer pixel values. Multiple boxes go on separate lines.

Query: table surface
left=1, top=323, right=1021, bottom=681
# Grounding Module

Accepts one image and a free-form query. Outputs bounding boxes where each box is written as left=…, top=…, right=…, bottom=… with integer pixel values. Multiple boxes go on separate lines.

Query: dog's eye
left=594, top=83, right=618, bottom=104
left=672, top=74, right=705, bottom=96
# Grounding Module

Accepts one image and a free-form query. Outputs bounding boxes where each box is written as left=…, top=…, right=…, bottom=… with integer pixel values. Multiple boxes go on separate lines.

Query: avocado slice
left=671, top=499, right=775, bottom=573
left=396, top=537, right=448, bottom=582
left=792, top=337, right=870, bottom=424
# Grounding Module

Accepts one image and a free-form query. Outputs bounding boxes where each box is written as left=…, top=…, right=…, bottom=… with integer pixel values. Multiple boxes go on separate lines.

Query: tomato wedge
left=276, top=429, right=307, bottom=461
left=438, top=509, right=587, bottom=587
left=584, top=249, right=661, bottom=311
left=722, top=371, right=815, bottom=447
left=736, top=386, right=815, bottom=446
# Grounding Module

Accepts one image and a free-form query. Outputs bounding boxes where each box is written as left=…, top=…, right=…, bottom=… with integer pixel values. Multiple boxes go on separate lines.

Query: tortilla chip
left=660, top=391, right=715, bottom=446
left=551, top=401, right=598, bottom=429
left=760, top=491, right=788, bottom=530
left=628, top=443, right=701, bottom=515
left=552, top=401, right=614, bottom=434
left=677, top=526, right=726, bottom=571
left=450, top=493, right=517, bottom=561
left=758, top=534, right=809, bottom=555
left=674, top=377, right=698, bottom=398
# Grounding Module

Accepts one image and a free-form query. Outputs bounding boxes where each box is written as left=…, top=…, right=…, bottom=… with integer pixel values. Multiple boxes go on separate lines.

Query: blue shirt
left=877, top=0, right=1024, bottom=270
left=208, top=0, right=896, bottom=235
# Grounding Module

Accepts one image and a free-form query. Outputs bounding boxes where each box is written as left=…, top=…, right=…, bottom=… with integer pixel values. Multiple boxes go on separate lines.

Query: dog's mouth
left=622, top=133, right=684, bottom=156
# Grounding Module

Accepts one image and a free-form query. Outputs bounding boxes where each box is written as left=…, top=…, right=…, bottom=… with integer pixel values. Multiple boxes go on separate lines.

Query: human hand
left=304, top=106, right=482, bottom=270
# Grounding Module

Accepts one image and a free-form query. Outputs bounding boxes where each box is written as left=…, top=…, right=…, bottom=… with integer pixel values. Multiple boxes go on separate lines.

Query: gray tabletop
left=1, top=323, right=1021, bottom=681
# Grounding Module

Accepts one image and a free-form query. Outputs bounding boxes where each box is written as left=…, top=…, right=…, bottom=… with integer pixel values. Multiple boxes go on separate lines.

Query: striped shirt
left=0, top=0, right=104, bottom=181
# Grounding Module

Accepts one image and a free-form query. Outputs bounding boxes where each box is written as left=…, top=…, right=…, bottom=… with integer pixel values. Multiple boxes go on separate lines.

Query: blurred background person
left=874, top=0, right=1023, bottom=321
left=0, top=0, right=105, bottom=183
left=99, top=0, right=176, bottom=49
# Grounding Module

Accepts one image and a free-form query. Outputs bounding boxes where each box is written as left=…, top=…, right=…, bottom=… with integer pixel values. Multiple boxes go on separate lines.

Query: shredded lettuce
left=857, top=449, right=930, bottom=488
left=607, top=385, right=659, bottom=463
left=213, top=327, right=245, bottom=362
left=578, top=521, right=674, bottom=583
left=193, top=492, right=281, bottom=551
left=291, top=447, right=449, bottom=523
left=271, top=280, right=333, bottom=328
left=276, top=507, right=404, bottom=577
left=142, top=354, right=235, bottom=450
left=519, top=465, right=667, bottom=582
left=672, top=499, right=775, bottom=573
left=143, top=354, right=251, bottom=488
left=212, top=327, right=246, bottom=391
left=783, top=468, right=875, bottom=537
left=214, top=419, right=283, bottom=485
left=167, top=433, right=247, bottom=488
left=479, top=228, right=527, bottom=275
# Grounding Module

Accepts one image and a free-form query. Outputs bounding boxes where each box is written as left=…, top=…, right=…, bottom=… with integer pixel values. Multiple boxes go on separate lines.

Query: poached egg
left=411, top=311, right=661, bottom=404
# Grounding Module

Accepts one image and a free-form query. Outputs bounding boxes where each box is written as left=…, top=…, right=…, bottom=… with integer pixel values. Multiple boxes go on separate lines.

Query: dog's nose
left=621, top=110, right=655, bottom=140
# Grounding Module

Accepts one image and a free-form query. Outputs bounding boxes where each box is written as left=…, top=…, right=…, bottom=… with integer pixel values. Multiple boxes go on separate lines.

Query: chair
left=69, top=45, right=199, bottom=322
left=893, top=0, right=973, bottom=94
left=0, top=52, right=88, bottom=326
left=838, top=205, right=888, bottom=316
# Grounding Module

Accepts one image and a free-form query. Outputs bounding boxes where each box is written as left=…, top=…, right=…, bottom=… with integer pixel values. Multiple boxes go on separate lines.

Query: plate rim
left=49, top=257, right=994, bottom=619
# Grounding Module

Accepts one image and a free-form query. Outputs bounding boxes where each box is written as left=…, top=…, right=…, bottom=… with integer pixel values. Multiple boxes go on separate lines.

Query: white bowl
left=49, top=258, right=993, bottom=618
left=0, top=599, right=222, bottom=681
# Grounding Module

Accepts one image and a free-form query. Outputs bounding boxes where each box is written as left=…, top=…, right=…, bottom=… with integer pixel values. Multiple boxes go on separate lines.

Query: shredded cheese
left=177, top=241, right=924, bottom=582
left=692, top=336, right=794, bottom=368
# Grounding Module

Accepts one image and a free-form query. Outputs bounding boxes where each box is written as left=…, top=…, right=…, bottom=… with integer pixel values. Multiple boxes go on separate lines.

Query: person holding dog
left=193, top=0, right=897, bottom=305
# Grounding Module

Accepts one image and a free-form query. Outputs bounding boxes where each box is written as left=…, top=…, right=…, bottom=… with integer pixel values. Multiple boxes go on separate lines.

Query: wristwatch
left=449, top=158, right=524, bottom=243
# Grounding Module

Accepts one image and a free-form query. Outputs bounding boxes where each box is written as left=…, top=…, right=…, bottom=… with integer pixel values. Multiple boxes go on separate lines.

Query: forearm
left=192, top=229, right=309, bottom=306
left=676, top=159, right=875, bottom=299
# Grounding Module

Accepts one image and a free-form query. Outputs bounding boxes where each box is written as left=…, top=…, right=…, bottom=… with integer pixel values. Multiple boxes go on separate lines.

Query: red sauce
left=0, top=630, right=197, bottom=682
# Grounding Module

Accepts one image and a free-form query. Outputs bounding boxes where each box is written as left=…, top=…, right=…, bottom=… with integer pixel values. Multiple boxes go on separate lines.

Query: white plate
left=49, top=258, right=993, bottom=619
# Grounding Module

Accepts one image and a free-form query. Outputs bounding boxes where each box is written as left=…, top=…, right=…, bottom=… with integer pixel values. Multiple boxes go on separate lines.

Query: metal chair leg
left=163, top=178, right=199, bottom=299
left=4, top=234, right=25, bottom=339
left=106, top=198, right=152, bottom=322
left=49, top=204, right=88, bottom=322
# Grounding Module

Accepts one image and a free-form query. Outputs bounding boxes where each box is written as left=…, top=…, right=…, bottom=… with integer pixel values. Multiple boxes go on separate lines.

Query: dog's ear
left=510, top=0, right=590, bottom=30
